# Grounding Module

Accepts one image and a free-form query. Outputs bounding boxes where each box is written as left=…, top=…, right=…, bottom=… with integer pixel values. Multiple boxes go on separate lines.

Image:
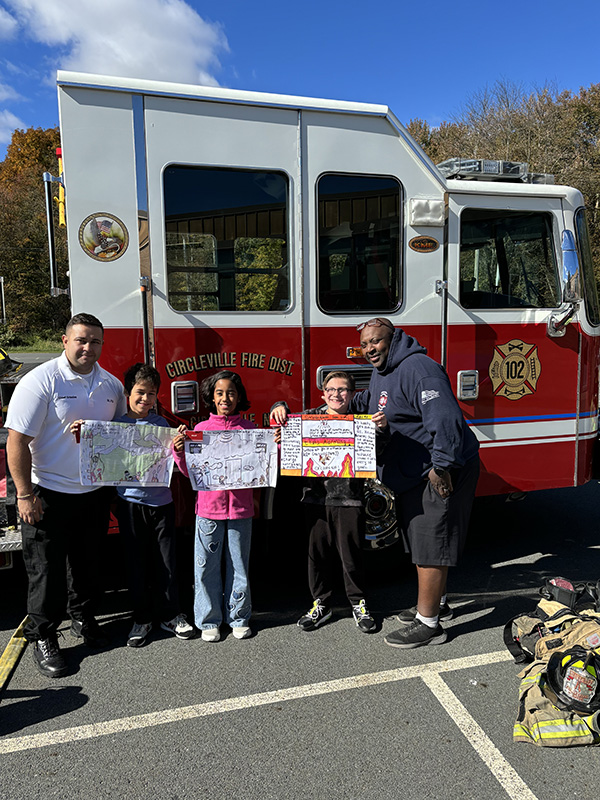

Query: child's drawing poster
left=79, top=420, right=176, bottom=487
left=183, top=428, right=278, bottom=491
left=280, top=414, right=376, bottom=478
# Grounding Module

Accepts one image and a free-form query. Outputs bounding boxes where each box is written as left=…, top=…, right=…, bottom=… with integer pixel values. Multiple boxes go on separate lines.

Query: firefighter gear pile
left=505, top=580, right=600, bottom=747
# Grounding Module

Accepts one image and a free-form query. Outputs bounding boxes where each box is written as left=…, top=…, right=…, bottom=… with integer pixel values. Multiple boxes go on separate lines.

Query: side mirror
left=561, top=230, right=582, bottom=303
left=547, top=230, right=582, bottom=337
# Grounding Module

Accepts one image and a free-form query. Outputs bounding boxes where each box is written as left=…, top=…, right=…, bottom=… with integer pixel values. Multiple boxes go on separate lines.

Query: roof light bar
left=436, top=158, right=554, bottom=184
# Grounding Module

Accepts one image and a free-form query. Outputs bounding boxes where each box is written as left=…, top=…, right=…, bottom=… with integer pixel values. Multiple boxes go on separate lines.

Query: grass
left=0, top=335, right=62, bottom=353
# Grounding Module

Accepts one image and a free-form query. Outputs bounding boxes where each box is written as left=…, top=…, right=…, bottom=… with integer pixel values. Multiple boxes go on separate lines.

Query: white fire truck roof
left=57, top=71, right=391, bottom=117
left=56, top=71, right=581, bottom=203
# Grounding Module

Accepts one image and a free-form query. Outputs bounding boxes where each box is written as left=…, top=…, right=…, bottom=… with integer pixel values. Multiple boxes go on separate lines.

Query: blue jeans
left=194, top=517, right=252, bottom=629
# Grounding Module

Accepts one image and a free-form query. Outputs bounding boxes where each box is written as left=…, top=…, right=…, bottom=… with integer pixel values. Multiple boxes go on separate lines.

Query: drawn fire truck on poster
left=3, top=69, right=600, bottom=560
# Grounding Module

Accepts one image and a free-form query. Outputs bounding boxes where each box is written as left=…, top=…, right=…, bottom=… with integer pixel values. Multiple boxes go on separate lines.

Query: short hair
left=322, top=370, right=355, bottom=391
left=66, top=313, right=104, bottom=334
left=123, top=363, right=161, bottom=394
left=200, top=370, right=250, bottom=414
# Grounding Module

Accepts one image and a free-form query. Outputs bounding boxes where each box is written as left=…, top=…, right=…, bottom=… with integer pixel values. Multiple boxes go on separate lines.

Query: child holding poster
left=114, top=363, right=194, bottom=648
left=172, top=370, right=255, bottom=642
left=271, top=371, right=388, bottom=633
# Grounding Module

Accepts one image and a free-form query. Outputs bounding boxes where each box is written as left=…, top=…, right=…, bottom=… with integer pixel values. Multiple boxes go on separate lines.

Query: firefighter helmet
left=545, top=646, right=600, bottom=714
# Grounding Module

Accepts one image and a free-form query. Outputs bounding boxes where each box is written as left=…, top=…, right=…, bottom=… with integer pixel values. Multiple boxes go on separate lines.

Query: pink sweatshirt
left=174, top=413, right=256, bottom=520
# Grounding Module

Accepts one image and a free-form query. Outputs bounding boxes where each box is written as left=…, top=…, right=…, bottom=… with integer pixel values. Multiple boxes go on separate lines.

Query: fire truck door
left=299, top=111, right=446, bottom=407
left=142, top=97, right=304, bottom=424
left=446, top=194, right=579, bottom=494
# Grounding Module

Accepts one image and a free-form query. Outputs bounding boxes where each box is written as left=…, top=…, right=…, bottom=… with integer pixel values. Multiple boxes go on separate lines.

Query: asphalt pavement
left=1, top=480, right=599, bottom=800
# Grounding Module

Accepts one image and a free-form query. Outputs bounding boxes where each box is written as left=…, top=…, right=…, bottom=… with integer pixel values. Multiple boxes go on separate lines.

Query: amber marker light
left=346, top=346, right=364, bottom=358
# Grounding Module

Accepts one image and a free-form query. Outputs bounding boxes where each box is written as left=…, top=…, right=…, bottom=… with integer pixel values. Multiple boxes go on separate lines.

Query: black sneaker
left=127, top=622, right=152, bottom=648
left=297, top=599, right=332, bottom=631
left=351, top=599, right=376, bottom=633
left=32, top=636, right=68, bottom=678
left=384, top=619, right=447, bottom=649
left=396, top=601, right=453, bottom=624
left=70, top=618, right=109, bottom=648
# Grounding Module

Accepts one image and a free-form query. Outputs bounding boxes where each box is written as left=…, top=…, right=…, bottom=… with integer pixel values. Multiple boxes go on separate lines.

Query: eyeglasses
left=356, top=318, right=395, bottom=332
left=324, top=387, right=350, bottom=395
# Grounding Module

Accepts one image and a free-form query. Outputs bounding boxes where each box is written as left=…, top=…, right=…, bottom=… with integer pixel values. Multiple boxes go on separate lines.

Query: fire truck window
left=317, top=174, right=401, bottom=313
left=460, top=209, right=560, bottom=309
left=575, top=208, right=600, bottom=326
left=164, top=167, right=289, bottom=312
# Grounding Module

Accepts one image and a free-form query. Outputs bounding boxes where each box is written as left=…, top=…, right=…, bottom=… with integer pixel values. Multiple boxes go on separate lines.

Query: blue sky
left=1, top=0, right=600, bottom=161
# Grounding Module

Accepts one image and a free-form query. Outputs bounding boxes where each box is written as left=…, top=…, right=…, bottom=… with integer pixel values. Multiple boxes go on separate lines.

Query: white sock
left=440, top=594, right=447, bottom=606
left=416, top=611, right=439, bottom=628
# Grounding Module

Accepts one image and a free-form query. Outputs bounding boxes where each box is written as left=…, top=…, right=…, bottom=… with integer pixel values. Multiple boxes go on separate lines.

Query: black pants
left=304, top=504, right=366, bottom=605
left=116, top=499, right=179, bottom=624
left=21, top=486, right=112, bottom=641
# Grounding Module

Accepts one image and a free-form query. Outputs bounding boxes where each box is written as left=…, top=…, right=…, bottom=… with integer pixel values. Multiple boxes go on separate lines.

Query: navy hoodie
left=352, top=329, right=479, bottom=493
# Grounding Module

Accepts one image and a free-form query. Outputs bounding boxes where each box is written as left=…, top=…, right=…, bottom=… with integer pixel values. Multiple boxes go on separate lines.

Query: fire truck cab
left=51, top=71, right=599, bottom=502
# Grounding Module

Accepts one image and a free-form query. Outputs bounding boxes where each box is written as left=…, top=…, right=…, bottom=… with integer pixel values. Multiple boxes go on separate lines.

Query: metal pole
left=0, top=277, right=5, bottom=325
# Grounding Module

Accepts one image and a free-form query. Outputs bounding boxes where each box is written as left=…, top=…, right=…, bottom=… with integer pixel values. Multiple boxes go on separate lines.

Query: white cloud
left=5, top=0, right=228, bottom=86
left=0, top=6, right=18, bottom=39
left=0, top=82, right=20, bottom=101
left=0, top=108, right=26, bottom=144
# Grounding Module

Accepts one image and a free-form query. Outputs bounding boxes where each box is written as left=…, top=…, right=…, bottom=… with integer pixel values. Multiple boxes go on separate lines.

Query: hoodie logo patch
left=378, top=391, right=388, bottom=411
left=421, top=389, right=440, bottom=405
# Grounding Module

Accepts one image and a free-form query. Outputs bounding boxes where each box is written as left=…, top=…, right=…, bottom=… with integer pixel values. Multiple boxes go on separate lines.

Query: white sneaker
left=160, top=614, right=195, bottom=640
left=232, top=626, right=251, bottom=639
left=201, top=627, right=221, bottom=642
left=127, top=622, right=152, bottom=648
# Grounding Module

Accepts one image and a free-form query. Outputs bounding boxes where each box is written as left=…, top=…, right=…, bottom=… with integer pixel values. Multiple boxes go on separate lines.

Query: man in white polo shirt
left=6, top=313, right=126, bottom=678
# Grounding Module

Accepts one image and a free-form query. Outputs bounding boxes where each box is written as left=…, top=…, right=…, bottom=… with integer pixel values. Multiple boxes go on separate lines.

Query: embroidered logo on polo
left=378, top=391, right=388, bottom=411
left=421, top=389, right=440, bottom=405
left=488, top=339, right=542, bottom=400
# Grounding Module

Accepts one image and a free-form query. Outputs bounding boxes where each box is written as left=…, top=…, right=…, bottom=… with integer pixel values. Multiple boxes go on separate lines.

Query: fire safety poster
left=280, top=415, right=376, bottom=478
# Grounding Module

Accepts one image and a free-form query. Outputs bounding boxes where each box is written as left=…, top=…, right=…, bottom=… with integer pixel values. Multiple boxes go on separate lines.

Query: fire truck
left=4, top=70, right=600, bottom=556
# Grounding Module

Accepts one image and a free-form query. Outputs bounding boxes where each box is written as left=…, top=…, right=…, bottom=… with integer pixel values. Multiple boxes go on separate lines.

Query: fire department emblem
left=378, top=391, right=388, bottom=411
left=488, top=340, right=541, bottom=400
left=79, top=213, right=129, bottom=262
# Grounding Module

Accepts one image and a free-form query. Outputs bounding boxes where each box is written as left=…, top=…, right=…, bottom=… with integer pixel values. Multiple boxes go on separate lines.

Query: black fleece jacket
left=352, top=329, right=479, bottom=493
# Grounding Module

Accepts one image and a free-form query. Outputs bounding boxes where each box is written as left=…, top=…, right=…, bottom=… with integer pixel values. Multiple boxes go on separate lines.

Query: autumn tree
left=0, top=126, right=69, bottom=345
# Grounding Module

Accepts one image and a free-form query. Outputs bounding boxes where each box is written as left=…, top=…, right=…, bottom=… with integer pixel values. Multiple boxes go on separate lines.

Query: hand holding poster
left=280, top=414, right=376, bottom=478
left=183, top=428, right=278, bottom=491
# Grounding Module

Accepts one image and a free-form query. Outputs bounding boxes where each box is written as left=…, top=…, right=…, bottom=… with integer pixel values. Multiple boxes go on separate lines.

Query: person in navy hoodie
left=353, top=318, right=480, bottom=649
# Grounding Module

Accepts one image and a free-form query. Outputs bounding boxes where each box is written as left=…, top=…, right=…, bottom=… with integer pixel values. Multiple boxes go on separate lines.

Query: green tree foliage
left=0, top=127, right=69, bottom=345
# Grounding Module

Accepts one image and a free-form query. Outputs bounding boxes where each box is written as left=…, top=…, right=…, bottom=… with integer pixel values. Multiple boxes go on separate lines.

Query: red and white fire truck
left=4, top=70, right=599, bottom=557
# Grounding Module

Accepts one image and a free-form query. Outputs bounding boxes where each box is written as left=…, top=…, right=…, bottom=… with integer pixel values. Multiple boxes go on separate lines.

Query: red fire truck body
left=52, top=71, right=599, bottom=500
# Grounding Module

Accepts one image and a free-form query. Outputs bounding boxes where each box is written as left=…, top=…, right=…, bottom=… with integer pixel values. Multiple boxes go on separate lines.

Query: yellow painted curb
left=0, top=617, right=28, bottom=699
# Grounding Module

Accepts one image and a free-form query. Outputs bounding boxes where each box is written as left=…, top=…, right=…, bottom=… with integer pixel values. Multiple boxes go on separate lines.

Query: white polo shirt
left=6, top=352, right=126, bottom=493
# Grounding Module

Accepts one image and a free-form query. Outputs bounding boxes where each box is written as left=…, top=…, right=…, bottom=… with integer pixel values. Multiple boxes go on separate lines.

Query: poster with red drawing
left=280, top=414, right=376, bottom=478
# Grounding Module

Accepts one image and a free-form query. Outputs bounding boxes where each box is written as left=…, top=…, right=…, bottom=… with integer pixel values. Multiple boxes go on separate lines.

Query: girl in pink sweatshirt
left=173, top=371, right=255, bottom=642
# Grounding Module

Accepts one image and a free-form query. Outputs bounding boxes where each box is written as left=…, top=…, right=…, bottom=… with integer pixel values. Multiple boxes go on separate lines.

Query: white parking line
left=0, top=648, right=538, bottom=797
left=1, top=650, right=513, bottom=757
left=422, top=672, right=539, bottom=800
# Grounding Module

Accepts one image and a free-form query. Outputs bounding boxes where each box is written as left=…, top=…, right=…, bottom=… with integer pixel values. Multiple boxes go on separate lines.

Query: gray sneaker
left=396, top=601, right=453, bottom=624
left=384, top=619, right=447, bottom=649
left=160, top=614, right=195, bottom=640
